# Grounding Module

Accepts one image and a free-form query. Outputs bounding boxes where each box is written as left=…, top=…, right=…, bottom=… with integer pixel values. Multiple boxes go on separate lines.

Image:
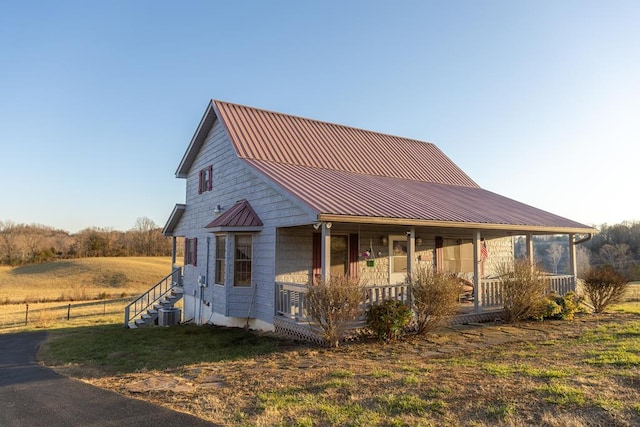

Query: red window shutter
left=312, top=233, right=321, bottom=283
left=435, top=236, right=444, bottom=273
left=349, top=233, right=359, bottom=278
left=207, top=165, right=213, bottom=191
left=193, top=237, right=198, bottom=266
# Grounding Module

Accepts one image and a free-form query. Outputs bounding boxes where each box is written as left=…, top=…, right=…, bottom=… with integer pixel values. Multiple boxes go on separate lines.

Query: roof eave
left=163, top=204, right=186, bottom=236
left=317, top=214, right=598, bottom=235
left=206, top=226, right=263, bottom=233
left=175, top=100, right=217, bottom=178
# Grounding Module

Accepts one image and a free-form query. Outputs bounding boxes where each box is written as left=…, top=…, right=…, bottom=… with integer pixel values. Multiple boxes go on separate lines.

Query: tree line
left=0, top=217, right=180, bottom=266
left=514, top=221, right=640, bottom=280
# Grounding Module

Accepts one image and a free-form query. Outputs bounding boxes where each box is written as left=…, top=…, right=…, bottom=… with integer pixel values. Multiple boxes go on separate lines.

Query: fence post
left=67, top=304, right=71, bottom=320
left=25, top=303, right=29, bottom=325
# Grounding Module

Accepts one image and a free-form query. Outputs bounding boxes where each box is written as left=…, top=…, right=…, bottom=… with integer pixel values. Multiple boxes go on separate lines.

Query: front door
left=330, top=235, right=349, bottom=276
left=389, top=235, right=407, bottom=284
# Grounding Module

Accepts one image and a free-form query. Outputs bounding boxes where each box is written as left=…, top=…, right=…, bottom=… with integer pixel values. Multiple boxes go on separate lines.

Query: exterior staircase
left=125, top=267, right=184, bottom=329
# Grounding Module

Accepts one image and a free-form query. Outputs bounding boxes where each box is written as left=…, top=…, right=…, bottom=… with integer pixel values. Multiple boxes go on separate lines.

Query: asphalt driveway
left=0, top=331, right=216, bottom=426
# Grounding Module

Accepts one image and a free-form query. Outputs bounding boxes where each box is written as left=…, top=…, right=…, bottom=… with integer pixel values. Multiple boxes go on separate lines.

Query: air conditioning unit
left=158, top=307, right=181, bottom=326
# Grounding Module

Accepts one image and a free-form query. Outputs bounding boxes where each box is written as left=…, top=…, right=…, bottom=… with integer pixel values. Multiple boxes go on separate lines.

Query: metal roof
left=201, top=100, right=595, bottom=233
left=214, top=100, right=478, bottom=188
left=205, top=199, right=263, bottom=229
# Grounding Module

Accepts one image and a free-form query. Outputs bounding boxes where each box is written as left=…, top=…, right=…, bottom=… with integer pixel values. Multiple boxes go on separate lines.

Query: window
left=198, top=165, right=213, bottom=194
left=215, top=235, right=226, bottom=285
left=234, top=234, right=252, bottom=286
left=184, top=238, right=197, bottom=266
left=442, top=238, right=473, bottom=273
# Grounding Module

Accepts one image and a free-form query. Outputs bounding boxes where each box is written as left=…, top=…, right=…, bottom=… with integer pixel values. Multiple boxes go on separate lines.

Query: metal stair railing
left=124, top=267, right=182, bottom=328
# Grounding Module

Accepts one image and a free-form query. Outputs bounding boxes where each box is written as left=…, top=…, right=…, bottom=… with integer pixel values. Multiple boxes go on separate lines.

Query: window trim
left=184, top=237, right=197, bottom=266
left=214, top=234, right=226, bottom=286
left=233, top=234, right=252, bottom=287
left=198, top=165, right=213, bottom=194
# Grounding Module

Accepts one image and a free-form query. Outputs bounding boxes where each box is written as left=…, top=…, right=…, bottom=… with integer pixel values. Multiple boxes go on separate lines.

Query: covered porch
left=272, top=220, right=588, bottom=341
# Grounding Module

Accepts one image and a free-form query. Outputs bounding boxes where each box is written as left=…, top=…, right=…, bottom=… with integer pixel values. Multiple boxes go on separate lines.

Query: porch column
left=568, top=234, right=577, bottom=291
left=473, top=230, right=481, bottom=313
left=407, top=228, right=415, bottom=281
left=525, top=233, right=534, bottom=267
left=171, top=236, right=177, bottom=270
left=321, top=222, right=331, bottom=281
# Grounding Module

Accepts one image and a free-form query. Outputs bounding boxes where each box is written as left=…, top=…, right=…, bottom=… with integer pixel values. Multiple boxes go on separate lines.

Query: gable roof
left=214, top=100, right=478, bottom=188
left=177, top=100, right=596, bottom=234
left=205, top=199, right=263, bottom=232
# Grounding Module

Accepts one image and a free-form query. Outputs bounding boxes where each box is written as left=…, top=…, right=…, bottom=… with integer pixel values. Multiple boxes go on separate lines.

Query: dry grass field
left=0, top=257, right=173, bottom=304
left=0, top=257, right=174, bottom=331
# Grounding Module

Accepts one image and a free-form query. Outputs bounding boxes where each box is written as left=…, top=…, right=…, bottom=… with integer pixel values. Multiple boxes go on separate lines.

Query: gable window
left=234, top=234, right=252, bottom=286
left=184, top=237, right=197, bottom=266
left=215, top=235, right=226, bottom=285
left=198, top=165, right=213, bottom=194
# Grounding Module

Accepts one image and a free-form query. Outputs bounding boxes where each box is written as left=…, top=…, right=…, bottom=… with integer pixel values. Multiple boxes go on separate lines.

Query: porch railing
left=277, top=274, right=576, bottom=320
left=480, top=274, right=576, bottom=308
left=275, top=282, right=411, bottom=323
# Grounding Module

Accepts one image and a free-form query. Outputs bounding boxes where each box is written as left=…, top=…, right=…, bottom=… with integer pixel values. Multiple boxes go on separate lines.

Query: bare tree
left=0, top=220, right=19, bottom=265
left=546, top=242, right=564, bottom=274
left=576, top=245, right=591, bottom=278
left=132, top=217, right=158, bottom=256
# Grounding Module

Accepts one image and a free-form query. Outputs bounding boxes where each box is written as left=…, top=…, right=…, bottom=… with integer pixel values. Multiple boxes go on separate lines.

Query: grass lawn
left=41, top=305, right=640, bottom=426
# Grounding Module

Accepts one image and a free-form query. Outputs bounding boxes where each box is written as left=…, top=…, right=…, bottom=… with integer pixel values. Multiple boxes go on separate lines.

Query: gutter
left=573, top=233, right=593, bottom=245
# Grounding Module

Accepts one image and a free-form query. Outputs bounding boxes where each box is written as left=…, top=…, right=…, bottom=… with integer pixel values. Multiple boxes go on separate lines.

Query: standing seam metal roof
left=208, top=100, right=593, bottom=232
left=214, top=100, right=479, bottom=188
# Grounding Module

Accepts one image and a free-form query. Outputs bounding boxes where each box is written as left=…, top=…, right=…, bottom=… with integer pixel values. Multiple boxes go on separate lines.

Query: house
left=149, top=100, right=596, bottom=336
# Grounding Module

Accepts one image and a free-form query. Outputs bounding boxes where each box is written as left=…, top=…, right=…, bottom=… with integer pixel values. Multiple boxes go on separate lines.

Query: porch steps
left=127, top=286, right=184, bottom=329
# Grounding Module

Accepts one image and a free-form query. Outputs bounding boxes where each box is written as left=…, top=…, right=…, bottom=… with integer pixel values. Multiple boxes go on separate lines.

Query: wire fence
left=0, top=297, right=136, bottom=330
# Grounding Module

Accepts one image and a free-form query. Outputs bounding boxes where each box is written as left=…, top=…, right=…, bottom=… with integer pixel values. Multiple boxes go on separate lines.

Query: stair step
left=127, top=322, right=137, bottom=329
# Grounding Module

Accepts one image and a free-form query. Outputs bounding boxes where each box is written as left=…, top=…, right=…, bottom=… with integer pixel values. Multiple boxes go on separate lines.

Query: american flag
left=481, top=240, right=488, bottom=259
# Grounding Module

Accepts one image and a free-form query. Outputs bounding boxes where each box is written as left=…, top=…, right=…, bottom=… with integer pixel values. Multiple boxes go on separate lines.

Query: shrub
left=543, top=291, right=581, bottom=320
left=497, top=260, right=549, bottom=323
left=305, top=275, right=364, bottom=347
left=409, top=266, right=460, bottom=334
left=366, top=299, right=413, bottom=341
left=582, top=266, right=629, bottom=313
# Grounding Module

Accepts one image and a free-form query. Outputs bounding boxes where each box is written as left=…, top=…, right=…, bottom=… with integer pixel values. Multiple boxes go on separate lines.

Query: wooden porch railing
left=480, top=274, right=576, bottom=308
left=276, top=274, right=576, bottom=320
left=275, top=282, right=411, bottom=322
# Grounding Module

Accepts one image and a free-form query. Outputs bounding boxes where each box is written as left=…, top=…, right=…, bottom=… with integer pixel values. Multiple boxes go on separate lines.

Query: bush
left=543, top=291, right=581, bottom=320
left=305, top=275, right=364, bottom=347
left=582, top=266, right=629, bottom=313
left=498, top=260, right=549, bottom=323
left=409, top=266, right=460, bottom=334
left=366, top=299, right=413, bottom=341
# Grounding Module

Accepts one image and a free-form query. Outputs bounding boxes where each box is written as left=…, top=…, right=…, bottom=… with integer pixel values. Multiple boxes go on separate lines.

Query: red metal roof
left=205, top=199, right=263, bottom=228
left=209, top=100, right=594, bottom=233
left=214, top=100, right=478, bottom=188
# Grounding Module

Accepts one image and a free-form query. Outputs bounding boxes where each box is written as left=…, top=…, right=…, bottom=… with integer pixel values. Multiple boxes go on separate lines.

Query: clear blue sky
left=1, top=1, right=638, bottom=233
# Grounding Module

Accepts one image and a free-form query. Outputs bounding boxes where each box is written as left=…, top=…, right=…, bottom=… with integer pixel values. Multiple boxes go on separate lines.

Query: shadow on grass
left=9, top=261, right=85, bottom=276
left=40, top=323, right=296, bottom=376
